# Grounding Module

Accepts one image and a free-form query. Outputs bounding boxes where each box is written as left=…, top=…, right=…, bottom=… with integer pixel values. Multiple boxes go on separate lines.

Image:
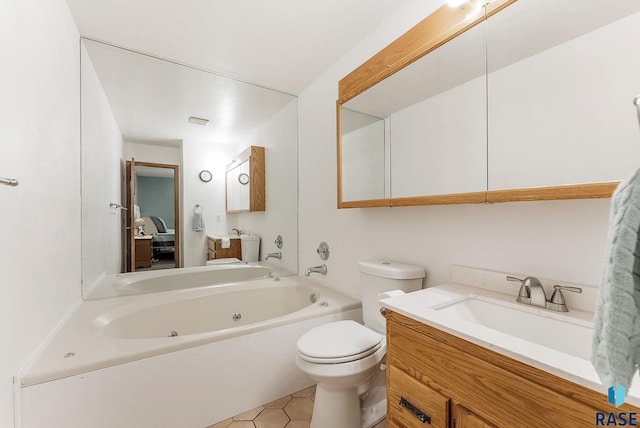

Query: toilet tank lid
left=240, top=234, right=260, bottom=241
left=359, top=260, right=425, bottom=279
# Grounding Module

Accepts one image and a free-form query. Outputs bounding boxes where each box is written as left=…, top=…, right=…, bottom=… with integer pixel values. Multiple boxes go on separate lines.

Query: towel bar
left=0, top=178, right=19, bottom=187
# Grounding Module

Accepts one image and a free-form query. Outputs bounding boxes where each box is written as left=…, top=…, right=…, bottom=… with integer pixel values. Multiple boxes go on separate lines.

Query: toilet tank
left=359, top=260, right=425, bottom=334
left=240, top=234, right=260, bottom=262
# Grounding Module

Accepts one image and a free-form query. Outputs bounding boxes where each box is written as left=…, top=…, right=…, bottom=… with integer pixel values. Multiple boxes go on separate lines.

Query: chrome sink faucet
left=507, top=275, right=546, bottom=308
left=231, top=228, right=241, bottom=236
left=305, top=264, right=327, bottom=276
left=506, top=275, right=582, bottom=312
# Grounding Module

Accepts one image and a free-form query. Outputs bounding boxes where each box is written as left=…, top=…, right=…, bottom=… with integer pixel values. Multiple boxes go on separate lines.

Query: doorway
left=125, top=159, right=181, bottom=272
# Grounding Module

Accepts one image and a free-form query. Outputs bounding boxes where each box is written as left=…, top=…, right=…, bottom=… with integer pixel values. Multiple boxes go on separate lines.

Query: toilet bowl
left=296, top=320, right=385, bottom=428
left=295, top=260, right=425, bottom=428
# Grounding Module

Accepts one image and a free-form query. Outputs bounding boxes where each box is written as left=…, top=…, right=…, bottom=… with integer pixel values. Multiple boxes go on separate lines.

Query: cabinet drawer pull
left=399, top=397, right=431, bottom=424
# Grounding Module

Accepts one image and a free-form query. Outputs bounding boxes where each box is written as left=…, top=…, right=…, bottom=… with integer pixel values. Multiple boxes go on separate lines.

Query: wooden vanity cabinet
left=206, top=237, right=242, bottom=261
left=385, top=310, right=639, bottom=428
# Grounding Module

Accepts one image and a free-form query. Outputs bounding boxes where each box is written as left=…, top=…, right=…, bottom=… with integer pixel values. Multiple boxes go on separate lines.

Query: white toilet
left=296, top=260, right=425, bottom=428
left=205, top=234, right=260, bottom=266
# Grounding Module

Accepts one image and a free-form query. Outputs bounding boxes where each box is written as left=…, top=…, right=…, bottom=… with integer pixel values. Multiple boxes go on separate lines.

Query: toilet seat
left=297, top=320, right=382, bottom=364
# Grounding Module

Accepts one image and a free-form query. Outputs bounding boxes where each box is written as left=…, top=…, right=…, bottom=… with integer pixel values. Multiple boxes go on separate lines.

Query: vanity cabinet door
left=213, top=239, right=242, bottom=260
left=387, top=365, right=449, bottom=428
left=454, top=404, right=496, bottom=428
left=386, top=311, right=610, bottom=427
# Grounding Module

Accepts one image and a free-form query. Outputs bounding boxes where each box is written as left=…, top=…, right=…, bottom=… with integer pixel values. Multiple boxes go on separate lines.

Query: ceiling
left=66, top=0, right=423, bottom=95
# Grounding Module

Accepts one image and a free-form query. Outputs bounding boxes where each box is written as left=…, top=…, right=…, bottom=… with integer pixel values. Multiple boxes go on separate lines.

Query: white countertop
left=379, top=283, right=640, bottom=407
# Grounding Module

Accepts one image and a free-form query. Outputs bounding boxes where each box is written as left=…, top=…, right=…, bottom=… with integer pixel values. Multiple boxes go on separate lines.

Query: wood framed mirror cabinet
left=336, top=0, right=640, bottom=208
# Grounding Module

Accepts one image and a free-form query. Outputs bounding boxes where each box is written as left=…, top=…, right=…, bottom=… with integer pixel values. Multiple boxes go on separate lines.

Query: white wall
left=297, top=1, right=613, bottom=299
left=81, top=44, right=124, bottom=294
left=231, top=99, right=299, bottom=273
left=0, top=0, right=82, bottom=426
left=182, top=141, right=236, bottom=267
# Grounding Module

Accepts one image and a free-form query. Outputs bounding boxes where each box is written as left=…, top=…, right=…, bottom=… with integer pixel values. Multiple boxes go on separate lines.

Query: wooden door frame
left=125, top=160, right=181, bottom=271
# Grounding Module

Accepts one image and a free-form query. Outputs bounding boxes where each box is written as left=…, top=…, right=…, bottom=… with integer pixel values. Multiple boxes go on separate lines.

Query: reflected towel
left=220, top=237, right=231, bottom=249
left=192, top=211, right=205, bottom=232
left=592, top=168, right=640, bottom=392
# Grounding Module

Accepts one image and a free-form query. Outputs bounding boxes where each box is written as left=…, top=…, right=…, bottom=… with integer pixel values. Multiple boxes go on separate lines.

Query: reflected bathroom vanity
left=226, top=145, right=265, bottom=212
left=336, top=0, right=640, bottom=208
left=206, top=236, right=242, bottom=261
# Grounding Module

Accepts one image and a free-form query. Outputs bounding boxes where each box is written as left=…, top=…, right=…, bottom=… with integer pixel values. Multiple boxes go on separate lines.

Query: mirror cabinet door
left=388, top=16, right=487, bottom=201
left=338, top=7, right=489, bottom=206
left=340, top=107, right=387, bottom=203
left=487, top=0, right=640, bottom=192
left=226, top=160, right=250, bottom=212
left=225, top=145, right=265, bottom=213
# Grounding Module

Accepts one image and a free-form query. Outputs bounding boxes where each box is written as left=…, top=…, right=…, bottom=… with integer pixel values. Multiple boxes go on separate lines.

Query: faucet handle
left=553, top=284, right=582, bottom=294
left=547, top=285, right=582, bottom=312
left=506, top=275, right=530, bottom=300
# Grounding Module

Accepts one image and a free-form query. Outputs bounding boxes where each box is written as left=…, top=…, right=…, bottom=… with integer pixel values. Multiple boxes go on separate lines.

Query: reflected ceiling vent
left=188, top=116, right=210, bottom=126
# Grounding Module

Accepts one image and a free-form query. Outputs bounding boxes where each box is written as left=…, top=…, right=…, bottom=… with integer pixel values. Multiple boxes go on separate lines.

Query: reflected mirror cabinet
left=337, top=0, right=640, bottom=208
left=226, top=145, right=266, bottom=213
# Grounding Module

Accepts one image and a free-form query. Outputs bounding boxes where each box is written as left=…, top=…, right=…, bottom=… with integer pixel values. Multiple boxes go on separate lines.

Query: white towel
left=192, top=206, right=205, bottom=232
left=220, top=237, right=231, bottom=249
left=592, top=168, right=640, bottom=392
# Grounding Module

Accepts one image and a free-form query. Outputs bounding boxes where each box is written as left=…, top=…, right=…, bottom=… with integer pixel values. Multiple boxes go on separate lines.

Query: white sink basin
left=434, top=296, right=593, bottom=360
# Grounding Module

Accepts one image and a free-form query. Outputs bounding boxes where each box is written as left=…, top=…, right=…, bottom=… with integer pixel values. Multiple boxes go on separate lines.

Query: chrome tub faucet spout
left=507, top=275, right=546, bottom=308
left=266, top=252, right=282, bottom=260
left=304, top=264, right=327, bottom=277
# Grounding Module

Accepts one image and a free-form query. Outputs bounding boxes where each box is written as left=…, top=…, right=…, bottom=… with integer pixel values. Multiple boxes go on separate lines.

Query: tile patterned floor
left=206, top=385, right=387, bottom=428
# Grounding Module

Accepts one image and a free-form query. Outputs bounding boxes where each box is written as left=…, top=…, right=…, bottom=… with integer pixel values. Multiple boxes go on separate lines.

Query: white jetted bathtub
left=20, top=275, right=362, bottom=428
left=87, top=263, right=275, bottom=298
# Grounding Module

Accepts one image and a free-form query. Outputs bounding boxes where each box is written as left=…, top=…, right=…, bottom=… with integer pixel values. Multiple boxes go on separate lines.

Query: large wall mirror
left=338, top=0, right=640, bottom=208
left=81, top=38, right=298, bottom=298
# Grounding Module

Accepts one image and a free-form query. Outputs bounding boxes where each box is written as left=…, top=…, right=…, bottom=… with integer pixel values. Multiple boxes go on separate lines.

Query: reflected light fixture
left=134, top=218, right=146, bottom=236
left=188, top=116, right=210, bottom=126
